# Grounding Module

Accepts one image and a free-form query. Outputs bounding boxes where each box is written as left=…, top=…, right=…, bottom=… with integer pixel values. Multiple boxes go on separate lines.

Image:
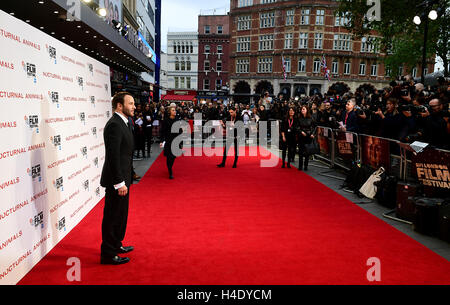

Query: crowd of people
left=128, top=75, right=450, bottom=162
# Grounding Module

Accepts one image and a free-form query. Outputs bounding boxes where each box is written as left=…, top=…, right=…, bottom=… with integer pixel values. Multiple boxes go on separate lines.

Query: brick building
left=197, top=14, right=231, bottom=102
left=229, top=0, right=434, bottom=103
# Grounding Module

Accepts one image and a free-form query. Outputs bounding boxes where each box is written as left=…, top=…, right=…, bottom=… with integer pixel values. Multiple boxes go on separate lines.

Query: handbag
left=359, top=167, right=385, bottom=199
left=305, top=139, right=320, bottom=155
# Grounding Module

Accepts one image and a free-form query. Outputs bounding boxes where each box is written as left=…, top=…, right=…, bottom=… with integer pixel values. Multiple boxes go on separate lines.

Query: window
left=175, top=58, right=180, bottom=70
left=236, top=58, right=250, bottom=73
left=181, top=42, right=185, bottom=53
left=335, top=12, right=350, bottom=27
left=314, top=33, right=323, bottom=49
left=238, top=0, right=253, bottom=7
left=301, top=9, right=310, bottom=25
left=217, top=25, right=223, bottom=34
left=284, top=57, right=291, bottom=72
left=333, top=34, right=352, bottom=51
left=258, top=57, right=273, bottom=73
left=261, top=0, right=276, bottom=3
left=412, top=67, right=417, bottom=78
left=237, top=36, right=250, bottom=52
left=344, top=61, right=351, bottom=75
left=216, top=61, right=222, bottom=71
left=205, top=45, right=210, bottom=54
left=259, top=34, right=274, bottom=51
left=313, top=58, right=321, bottom=73
left=237, top=15, right=251, bottom=30
left=316, top=9, right=325, bottom=25
left=204, top=60, right=210, bottom=71
left=174, top=77, right=179, bottom=89
left=186, top=60, right=191, bottom=71
left=204, top=25, right=210, bottom=34
left=180, top=77, right=185, bottom=88
left=361, top=37, right=378, bottom=53
left=286, top=9, right=295, bottom=26
left=385, top=66, right=392, bottom=76
left=180, top=59, right=185, bottom=71
left=298, top=32, right=308, bottom=49
left=260, top=11, right=275, bottom=28
left=203, top=79, right=210, bottom=90
left=331, top=60, right=339, bottom=75
left=216, top=79, right=222, bottom=90
left=186, top=77, right=191, bottom=89
left=190, top=42, right=193, bottom=53
left=298, top=58, right=306, bottom=72
left=371, top=63, right=378, bottom=76
left=359, top=62, right=366, bottom=75
left=217, top=45, right=223, bottom=54
left=284, top=33, right=293, bottom=49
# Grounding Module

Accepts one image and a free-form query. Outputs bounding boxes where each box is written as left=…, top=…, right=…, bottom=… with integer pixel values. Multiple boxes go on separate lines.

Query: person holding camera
left=421, top=98, right=449, bottom=149
left=375, top=97, right=401, bottom=140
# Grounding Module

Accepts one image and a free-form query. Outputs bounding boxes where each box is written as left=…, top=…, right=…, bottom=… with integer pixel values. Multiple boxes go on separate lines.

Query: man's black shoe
left=232, top=164, right=237, bottom=168
left=117, top=246, right=134, bottom=254
left=217, top=163, right=225, bottom=168
left=169, top=175, right=174, bottom=179
left=100, top=255, right=130, bottom=265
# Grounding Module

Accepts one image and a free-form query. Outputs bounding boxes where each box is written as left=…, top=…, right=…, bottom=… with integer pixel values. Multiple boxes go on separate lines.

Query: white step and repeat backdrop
left=0, top=10, right=112, bottom=284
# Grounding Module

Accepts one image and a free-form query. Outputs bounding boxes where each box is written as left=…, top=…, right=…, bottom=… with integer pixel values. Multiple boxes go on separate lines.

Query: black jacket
left=100, top=113, right=134, bottom=188
left=298, top=117, right=314, bottom=144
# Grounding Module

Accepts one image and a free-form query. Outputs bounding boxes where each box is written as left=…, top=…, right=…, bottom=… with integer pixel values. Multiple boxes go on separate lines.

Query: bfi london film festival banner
left=0, top=10, right=112, bottom=284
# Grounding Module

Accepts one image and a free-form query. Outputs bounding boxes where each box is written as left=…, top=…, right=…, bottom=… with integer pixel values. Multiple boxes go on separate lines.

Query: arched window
left=175, top=57, right=179, bottom=70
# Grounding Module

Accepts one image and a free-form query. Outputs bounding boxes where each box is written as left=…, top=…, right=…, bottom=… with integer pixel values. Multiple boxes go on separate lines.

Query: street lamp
left=413, top=1, right=439, bottom=84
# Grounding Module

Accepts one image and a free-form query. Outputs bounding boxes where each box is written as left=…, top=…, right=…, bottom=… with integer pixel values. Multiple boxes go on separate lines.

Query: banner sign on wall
left=412, top=149, right=450, bottom=197
left=0, top=9, right=111, bottom=285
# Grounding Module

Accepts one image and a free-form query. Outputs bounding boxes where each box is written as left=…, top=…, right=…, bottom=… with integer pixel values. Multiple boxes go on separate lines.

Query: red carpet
left=18, top=147, right=450, bottom=285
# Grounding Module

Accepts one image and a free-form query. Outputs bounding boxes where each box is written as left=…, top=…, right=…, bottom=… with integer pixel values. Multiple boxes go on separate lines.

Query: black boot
left=298, top=157, right=303, bottom=171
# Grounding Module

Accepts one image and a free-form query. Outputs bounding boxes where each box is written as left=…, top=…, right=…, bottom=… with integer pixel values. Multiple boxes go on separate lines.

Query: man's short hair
left=112, top=92, right=131, bottom=110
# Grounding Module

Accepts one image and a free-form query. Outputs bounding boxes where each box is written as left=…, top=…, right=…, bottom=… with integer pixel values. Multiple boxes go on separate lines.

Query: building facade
left=197, top=14, right=231, bottom=101
left=166, top=32, right=199, bottom=91
left=229, top=0, right=434, bottom=103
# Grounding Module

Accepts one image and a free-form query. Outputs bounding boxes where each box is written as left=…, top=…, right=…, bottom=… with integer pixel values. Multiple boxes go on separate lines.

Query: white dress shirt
left=113, top=111, right=129, bottom=190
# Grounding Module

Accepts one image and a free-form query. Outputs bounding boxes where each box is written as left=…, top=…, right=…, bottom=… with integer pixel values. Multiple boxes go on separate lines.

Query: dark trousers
left=166, top=155, right=176, bottom=176
left=298, top=142, right=309, bottom=169
left=145, top=126, right=153, bottom=155
left=101, top=186, right=130, bottom=257
left=220, top=137, right=238, bottom=166
left=281, top=138, right=296, bottom=164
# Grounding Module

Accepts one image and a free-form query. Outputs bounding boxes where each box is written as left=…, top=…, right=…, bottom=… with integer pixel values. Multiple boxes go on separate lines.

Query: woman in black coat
left=281, top=107, right=298, bottom=168
left=297, top=105, right=315, bottom=171
left=160, top=106, right=181, bottom=179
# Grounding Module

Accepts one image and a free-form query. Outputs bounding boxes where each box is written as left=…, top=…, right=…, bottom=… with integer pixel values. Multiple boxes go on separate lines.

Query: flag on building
left=320, top=55, right=331, bottom=81
left=282, top=55, right=287, bottom=81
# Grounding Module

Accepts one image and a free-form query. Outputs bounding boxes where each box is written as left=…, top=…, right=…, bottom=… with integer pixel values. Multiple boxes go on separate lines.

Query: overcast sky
left=160, top=0, right=230, bottom=52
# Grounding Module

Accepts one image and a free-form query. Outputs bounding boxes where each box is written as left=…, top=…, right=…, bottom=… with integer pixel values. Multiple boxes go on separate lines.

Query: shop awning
left=161, top=94, right=196, bottom=101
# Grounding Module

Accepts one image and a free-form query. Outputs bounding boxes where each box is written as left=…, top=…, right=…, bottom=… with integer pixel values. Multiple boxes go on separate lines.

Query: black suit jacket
left=100, top=113, right=134, bottom=188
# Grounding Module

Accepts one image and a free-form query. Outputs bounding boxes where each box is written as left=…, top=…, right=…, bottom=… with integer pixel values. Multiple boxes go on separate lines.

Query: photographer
left=375, top=97, right=401, bottom=140
left=318, top=100, right=338, bottom=129
left=421, top=98, right=449, bottom=149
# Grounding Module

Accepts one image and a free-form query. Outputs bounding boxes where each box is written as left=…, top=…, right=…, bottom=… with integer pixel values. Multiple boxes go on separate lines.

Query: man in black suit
left=100, top=92, right=136, bottom=265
